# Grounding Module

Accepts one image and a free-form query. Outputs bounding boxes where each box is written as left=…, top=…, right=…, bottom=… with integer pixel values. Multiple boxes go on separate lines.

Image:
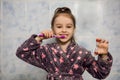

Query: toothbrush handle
left=38, top=33, right=56, bottom=38
left=38, top=33, right=65, bottom=39
left=38, top=33, right=44, bottom=37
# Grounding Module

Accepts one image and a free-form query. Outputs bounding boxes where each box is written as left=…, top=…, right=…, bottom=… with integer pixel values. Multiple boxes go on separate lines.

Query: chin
left=58, top=39, right=72, bottom=44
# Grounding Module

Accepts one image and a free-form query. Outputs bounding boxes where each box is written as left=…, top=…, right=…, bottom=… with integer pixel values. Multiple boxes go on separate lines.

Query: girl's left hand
left=95, top=38, right=109, bottom=55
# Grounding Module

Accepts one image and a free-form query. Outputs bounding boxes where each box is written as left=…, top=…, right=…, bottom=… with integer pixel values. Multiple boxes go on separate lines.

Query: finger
left=48, top=31, right=53, bottom=38
left=94, top=50, right=103, bottom=55
left=50, top=31, right=54, bottom=37
left=47, top=32, right=50, bottom=38
left=94, top=51, right=98, bottom=55
left=94, top=48, right=98, bottom=55
left=96, top=43, right=108, bottom=48
left=96, top=38, right=108, bottom=47
left=99, top=39, right=108, bottom=44
left=96, top=38, right=102, bottom=42
left=96, top=38, right=102, bottom=47
left=101, top=39, right=106, bottom=43
left=105, top=40, right=109, bottom=44
left=96, top=42, right=102, bottom=48
left=40, top=30, right=52, bottom=39
left=44, top=31, right=49, bottom=38
left=96, top=38, right=106, bottom=43
left=94, top=48, right=103, bottom=55
left=47, top=30, right=54, bottom=38
left=41, top=31, right=47, bottom=37
left=95, top=47, right=108, bottom=55
left=47, top=31, right=50, bottom=38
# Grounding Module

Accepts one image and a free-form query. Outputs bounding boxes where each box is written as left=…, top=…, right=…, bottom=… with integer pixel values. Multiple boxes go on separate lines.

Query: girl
left=16, top=7, right=113, bottom=80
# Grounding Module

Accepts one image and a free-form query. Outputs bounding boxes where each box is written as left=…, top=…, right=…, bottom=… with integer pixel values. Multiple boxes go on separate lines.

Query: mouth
left=59, top=34, right=68, bottom=38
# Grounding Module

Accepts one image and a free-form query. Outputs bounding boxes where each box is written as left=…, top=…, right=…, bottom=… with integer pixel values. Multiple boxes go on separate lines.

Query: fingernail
left=106, top=41, right=109, bottom=44
left=96, top=39, right=101, bottom=42
left=94, top=52, right=98, bottom=55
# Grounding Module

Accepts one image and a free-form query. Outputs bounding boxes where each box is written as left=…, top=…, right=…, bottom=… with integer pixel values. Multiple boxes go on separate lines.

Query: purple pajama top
left=16, top=34, right=113, bottom=80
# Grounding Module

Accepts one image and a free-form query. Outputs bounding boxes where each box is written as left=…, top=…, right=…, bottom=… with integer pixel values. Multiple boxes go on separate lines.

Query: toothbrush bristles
left=60, top=35, right=65, bottom=38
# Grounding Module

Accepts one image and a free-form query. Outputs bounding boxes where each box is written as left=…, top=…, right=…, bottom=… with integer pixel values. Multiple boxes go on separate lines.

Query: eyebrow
left=55, top=23, right=73, bottom=26
left=55, top=24, right=62, bottom=25
left=67, top=24, right=73, bottom=25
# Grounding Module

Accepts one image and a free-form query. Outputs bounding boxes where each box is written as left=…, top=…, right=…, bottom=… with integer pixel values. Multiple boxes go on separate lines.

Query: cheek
left=69, top=29, right=75, bottom=34
left=53, top=27, right=61, bottom=33
left=52, top=28, right=59, bottom=34
left=52, top=29, right=56, bottom=34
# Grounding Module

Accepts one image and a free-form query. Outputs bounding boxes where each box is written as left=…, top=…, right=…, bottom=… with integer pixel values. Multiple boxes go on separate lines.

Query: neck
left=57, top=40, right=72, bottom=52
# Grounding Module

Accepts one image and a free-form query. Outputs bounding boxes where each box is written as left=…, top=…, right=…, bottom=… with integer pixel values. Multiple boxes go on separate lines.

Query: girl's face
left=52, top=14, right=75, bottom=43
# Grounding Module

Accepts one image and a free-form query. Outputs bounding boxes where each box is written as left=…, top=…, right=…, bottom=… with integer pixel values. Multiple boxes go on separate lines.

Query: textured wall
left=0, top=0, right=120, bottom=80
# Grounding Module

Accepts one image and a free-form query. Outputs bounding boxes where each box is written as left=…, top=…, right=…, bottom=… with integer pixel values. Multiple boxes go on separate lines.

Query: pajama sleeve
left=84, top=51, right=113, bottom=79
left=16, top=34, right=48, bottom=71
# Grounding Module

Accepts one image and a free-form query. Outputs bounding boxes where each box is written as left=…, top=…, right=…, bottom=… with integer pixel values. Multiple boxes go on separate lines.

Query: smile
left=59, top=34, right=68, bottom=38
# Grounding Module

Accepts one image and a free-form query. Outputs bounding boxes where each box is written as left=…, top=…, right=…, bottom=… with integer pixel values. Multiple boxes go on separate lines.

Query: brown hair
left=51, top=7, right=76, bottom=28
left=51, top=7, right=76, bottom=42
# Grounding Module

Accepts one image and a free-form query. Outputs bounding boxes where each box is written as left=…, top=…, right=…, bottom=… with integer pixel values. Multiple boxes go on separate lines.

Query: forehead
left=54, top=14, right=73, bottom=24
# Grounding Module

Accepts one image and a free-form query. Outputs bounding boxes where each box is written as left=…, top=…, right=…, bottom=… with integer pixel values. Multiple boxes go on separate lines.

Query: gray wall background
left=0, top=0, right=120, bottom=80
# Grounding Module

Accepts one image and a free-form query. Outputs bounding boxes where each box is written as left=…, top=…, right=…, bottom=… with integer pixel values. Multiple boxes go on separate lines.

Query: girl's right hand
left=40, top=30, right=54, bottom=39
left=35, top=30, right=54, bottom=43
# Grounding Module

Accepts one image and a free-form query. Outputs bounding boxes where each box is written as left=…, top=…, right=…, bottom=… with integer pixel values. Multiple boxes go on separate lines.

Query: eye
left=56, top=26, right=62, bottom=28
left=67, top=26, right=72, bottom=28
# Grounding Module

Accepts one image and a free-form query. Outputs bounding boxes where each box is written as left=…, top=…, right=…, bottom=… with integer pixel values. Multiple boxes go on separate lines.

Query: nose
left=61, top=27, right=67, bottom=32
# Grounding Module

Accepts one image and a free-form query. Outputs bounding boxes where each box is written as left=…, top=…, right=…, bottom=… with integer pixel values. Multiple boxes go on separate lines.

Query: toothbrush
left=38, top=33, right=65, bottom=39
